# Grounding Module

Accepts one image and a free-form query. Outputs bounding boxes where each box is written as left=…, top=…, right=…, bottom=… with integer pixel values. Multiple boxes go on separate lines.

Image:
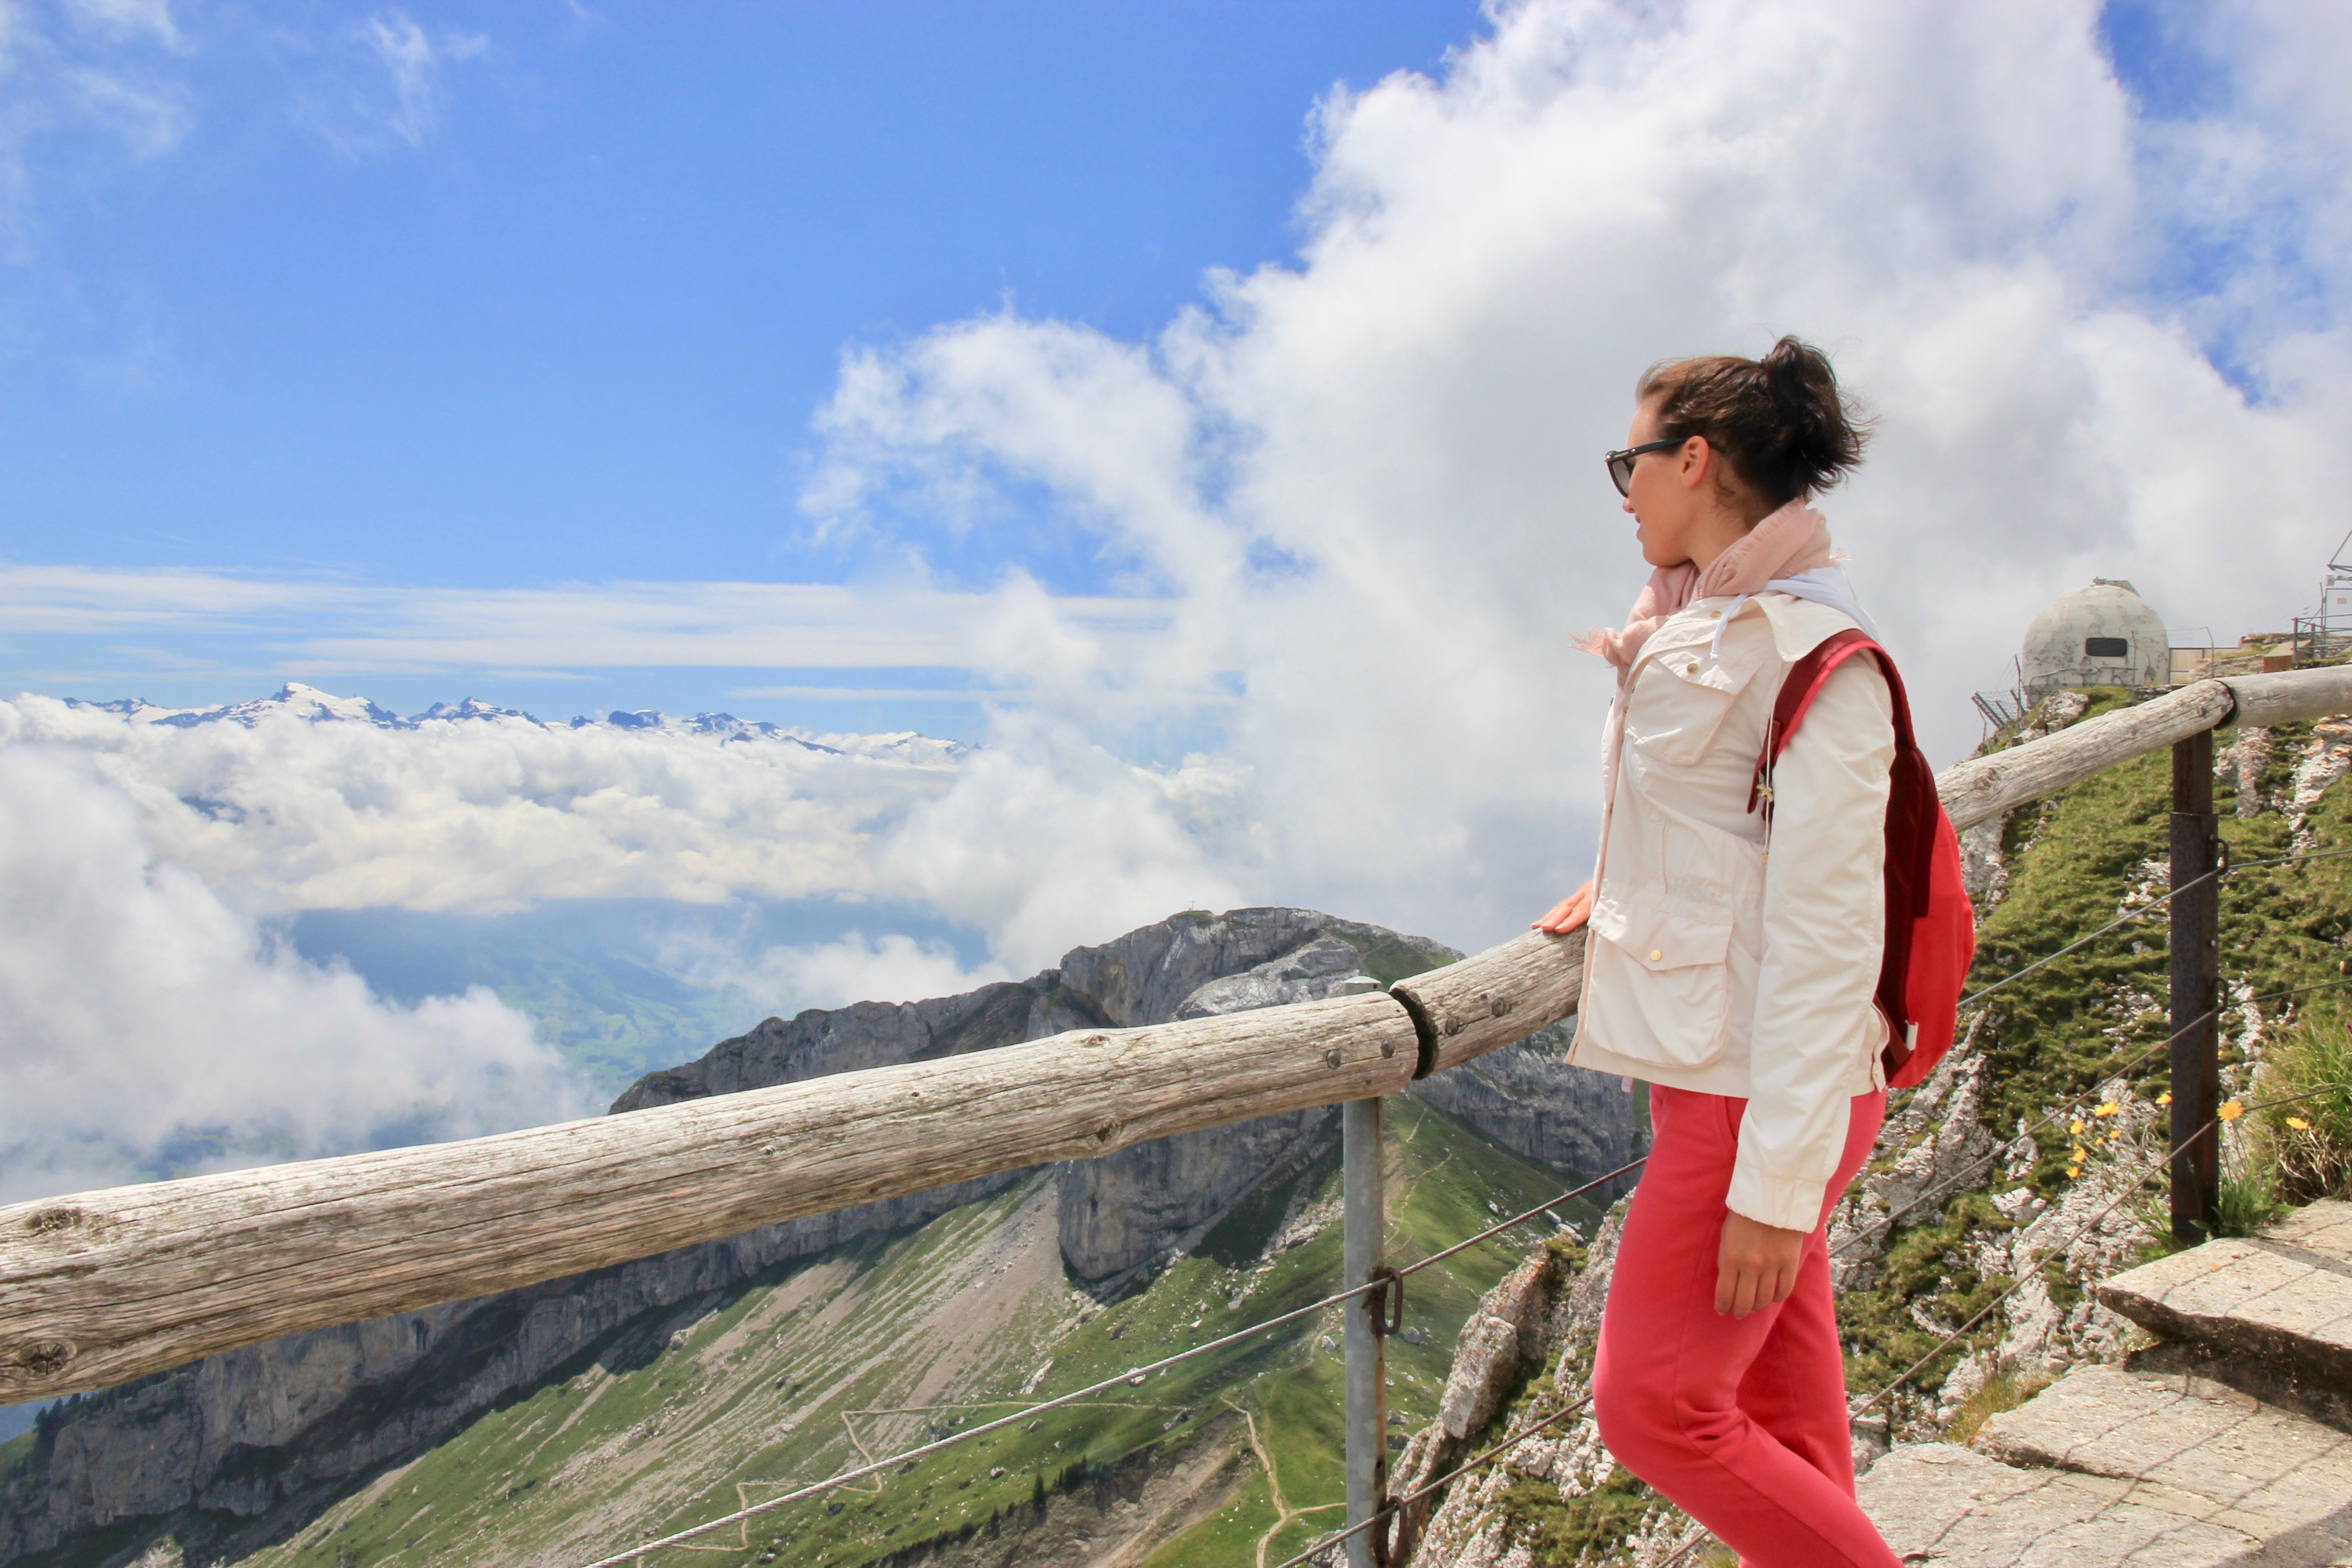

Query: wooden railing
left=5, top=666, right=2351, bottom=1405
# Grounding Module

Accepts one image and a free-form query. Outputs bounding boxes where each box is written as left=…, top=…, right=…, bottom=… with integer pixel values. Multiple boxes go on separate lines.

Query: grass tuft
left=1944, top=1369, right=2052, bottom=1447
left=2252, top=1002, right=2352, bottom=1205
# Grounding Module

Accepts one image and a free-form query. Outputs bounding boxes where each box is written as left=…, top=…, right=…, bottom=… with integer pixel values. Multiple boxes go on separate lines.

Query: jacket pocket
left=1588, top=896, right=1735, bottom=1068
left=1624, top=641, right=1765, bottom=766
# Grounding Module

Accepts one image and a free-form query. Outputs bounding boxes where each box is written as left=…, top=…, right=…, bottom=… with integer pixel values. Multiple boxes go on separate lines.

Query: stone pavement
left=2093, top=1201, right=2352, bottom=1391
left=1857, top=1199, right=2352, bottom=1567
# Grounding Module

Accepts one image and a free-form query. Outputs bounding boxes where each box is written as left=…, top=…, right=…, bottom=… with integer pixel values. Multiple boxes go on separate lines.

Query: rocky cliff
left=1407, top=1020, right=1644, bottom=1200
left=1055, top=933, right=1368, bottom=1283
left=0, top=906, right=1643, bottom=1566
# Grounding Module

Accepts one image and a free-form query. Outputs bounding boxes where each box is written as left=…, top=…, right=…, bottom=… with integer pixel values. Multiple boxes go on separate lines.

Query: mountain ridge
left=60, top=682, right=970, bottom=765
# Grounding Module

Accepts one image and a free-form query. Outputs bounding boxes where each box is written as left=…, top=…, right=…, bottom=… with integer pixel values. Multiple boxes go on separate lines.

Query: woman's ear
left=1677, top=436, right=1712, bottom=491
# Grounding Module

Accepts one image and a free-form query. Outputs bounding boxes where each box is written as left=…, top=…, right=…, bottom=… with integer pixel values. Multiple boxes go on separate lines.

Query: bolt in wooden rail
left=5, top=668, right=2351, bottom=1403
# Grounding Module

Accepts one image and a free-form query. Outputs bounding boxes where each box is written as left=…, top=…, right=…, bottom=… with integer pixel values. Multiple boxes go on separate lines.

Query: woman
left=1534, top=338, right=1901, bottom=1567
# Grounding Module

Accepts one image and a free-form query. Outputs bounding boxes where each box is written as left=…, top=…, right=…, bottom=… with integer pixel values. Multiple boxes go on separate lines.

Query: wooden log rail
left=5, top=668, right=2352, bottom=1403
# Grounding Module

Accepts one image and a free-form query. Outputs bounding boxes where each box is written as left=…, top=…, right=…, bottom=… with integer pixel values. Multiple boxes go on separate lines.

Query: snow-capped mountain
left=82, top=686, right=409, bottom=730
left=66, top=683, right=971, bottom=765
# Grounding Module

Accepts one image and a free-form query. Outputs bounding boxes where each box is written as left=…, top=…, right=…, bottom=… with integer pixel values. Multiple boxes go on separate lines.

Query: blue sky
left=5, top=1, right=2327, bottom=740
left=4, top=0, right=1479, bottom=730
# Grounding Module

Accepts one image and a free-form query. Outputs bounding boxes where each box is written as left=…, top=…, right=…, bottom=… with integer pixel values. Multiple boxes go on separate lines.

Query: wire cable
left=1596, top=1081, right=2352, bottom=1568
left=570, top=1274, right=1393, bottom=1567
left=1830, top=966, right=2352, bottom=1264
left=1395, top=1154, right=1650, bottom=1280
left=1824, top=1012, right=2205, bottom=1263
left=1266, top=1393, right=1599, bottom=1568
left=1850, top=1082, right=2346, bottom=1420
left=566, top=1157, right=1650, bottom=1565
left=2221, top=844, right=2352, bottom=873
left=1951, top=838, right=2352, bottom=1016
left=1325, top=848, right=2352, bottom=1568
left=1955, top=863, right=2221, bottom=1012
left=1289, top=1128, right=2175, bottom=1568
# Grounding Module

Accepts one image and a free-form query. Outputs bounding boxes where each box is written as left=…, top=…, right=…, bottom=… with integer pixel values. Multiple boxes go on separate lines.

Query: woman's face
left=1622, top=397, right=1701, bottom=569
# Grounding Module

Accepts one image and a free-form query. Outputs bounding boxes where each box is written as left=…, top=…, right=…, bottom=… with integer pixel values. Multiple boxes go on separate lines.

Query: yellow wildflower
left=2069, top=1118, right=2085, bottom=1135
left=2218, top=1100, right=2244, bottom=1122
left=2288, top=1116, right=2313, bottom=1131
left=2065, top=1165, right=2081, bottom=1178
left=2072, top=1144, right=2088, bottom=1162
left=2095, top=1102, right=2119, bottom=1117
left=2157, top=1092, right=2172, bottom=1106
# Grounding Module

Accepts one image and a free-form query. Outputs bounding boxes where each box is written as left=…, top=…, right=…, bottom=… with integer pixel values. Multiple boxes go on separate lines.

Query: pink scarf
left=1581, top=499, right=1836, bottom=672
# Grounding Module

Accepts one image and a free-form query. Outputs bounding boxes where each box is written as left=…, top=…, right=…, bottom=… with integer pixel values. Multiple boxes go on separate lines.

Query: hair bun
left=1636, top=337, right=1871, bottom=514
left=1762, top=338, right=1824, bottom=413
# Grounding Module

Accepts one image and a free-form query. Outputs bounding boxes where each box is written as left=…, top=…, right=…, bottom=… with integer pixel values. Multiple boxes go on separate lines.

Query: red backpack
left=1749, top=629, right=1977, bottom=1089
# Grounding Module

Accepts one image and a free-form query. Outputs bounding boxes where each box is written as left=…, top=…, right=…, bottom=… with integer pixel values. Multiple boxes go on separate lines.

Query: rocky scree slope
left=0, top=906, right=1643, bottom=1567
left=1391, top=691, right=2352, bottom=1566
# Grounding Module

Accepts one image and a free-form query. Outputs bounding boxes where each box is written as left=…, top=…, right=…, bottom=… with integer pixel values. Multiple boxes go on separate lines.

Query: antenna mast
left=2298, top=528, right=2352, bottom=665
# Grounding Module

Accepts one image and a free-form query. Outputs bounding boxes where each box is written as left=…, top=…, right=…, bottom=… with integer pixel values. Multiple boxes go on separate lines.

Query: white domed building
left=2021, top=579, right=2170, bottom=697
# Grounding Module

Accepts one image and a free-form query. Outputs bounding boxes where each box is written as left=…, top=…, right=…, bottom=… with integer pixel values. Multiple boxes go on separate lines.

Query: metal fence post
left=2170, top=729, right=2222, bottom=1244
left=1339, top=974, right=1388, bottom=1568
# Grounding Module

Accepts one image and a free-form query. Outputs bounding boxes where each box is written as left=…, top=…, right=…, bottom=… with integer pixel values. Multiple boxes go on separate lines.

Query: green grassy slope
left=1836, top=699, right=2352, bottom=1412
left=62, top=1100, right=1599, bottom=1568
left=489, top=962, right=758, bottom=1105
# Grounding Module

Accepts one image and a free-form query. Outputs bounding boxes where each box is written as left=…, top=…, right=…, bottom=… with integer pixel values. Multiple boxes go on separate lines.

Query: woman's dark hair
left=1636, top=336, right=1870, bottom=520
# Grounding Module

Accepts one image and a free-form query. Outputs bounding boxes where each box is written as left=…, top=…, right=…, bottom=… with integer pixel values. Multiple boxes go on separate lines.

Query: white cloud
left=0, top=685, right=1250, bottom=980
left=0, top=566, right=1173, bottom=677
left=63, top=64, right=183, bottom=157
left=0, top=0, right=188, bottom=235
left=0, top=691, right=967, bottom=916
left=876, top=707, right=1250, bottom=968
left=669, top=931, right=1013, bottom=1016
left=0, top=743, right=577, bottom=1205
left=792, top=0, right=2352, bottom=951
left=359, top=7, right=484, bottom=149
left=62, top=0, right=178, bottom=49
left=727, top=685, right=1036, bottom=705
left=291, top=6, right=489, bottom=157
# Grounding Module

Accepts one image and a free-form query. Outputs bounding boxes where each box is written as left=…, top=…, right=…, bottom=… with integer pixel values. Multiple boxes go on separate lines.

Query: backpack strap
left=1748, top=626, right=1942, bottom=1046
left=1749, top=629, right=1914, bottom=817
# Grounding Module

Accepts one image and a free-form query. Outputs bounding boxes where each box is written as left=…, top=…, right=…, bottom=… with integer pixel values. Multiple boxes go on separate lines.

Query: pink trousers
left=1592, top=1084, right=1896, bottom=1568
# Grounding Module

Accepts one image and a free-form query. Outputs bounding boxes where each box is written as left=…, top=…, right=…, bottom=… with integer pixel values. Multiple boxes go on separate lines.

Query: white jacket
left=1568, top=590, right=1895, bottom=1230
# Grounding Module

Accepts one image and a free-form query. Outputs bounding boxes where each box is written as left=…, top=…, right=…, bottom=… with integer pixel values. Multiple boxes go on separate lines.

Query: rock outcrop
left=1063, top=931, right=1401, bottom=1288
left=0, top=906, right=1645, bottom=1565
left=1062, top=934, right=1387, bottom=1283
left=1406, top=1023, right=1647, bottom=1202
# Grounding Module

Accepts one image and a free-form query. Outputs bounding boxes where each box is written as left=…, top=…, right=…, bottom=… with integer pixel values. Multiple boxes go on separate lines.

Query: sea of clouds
left=0, top=738, right=576, bottom=1202
left=9, top=0, right=2352, bottom=1201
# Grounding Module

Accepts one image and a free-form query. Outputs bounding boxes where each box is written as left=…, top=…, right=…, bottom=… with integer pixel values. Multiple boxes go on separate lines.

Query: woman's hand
left=1533, top=881, right=1594, bottom=934
left=1715, top=1212, right=1807, bottom=1318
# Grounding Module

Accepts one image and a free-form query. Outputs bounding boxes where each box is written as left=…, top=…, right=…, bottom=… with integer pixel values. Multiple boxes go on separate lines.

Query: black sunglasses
left=1604, top=437, right=1684, bottom=497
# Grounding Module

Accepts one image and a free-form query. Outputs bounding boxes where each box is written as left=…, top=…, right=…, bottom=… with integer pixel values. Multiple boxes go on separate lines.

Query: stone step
left=1857, top=1362, right=2352, bottom=1566
left=2093, top=1198, right=2352, bottom=1395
